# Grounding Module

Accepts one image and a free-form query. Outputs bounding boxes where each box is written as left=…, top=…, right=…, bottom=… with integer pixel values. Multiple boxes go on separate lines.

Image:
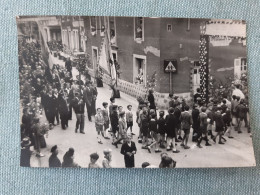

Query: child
left=140, top=108, right=150, bottom=149
left=95, top=108, right=105, bottom=144
left=126, top=105, right=134, bottom=135
left=174, top=102, right=182, bottom=142
left=147, top=113, right=161, bottom=153
left=120, top=134, right=137, bottom=168
left=113, top=111, right=127, bottom=148
left=109, top=98, right=115, bottom=116
left=197, top=107, right=211, bottom=148
left=180, top=105, right=192, bottom=149
left=110, top=105, right=119, bottom=146
left=88, top=153, right=100, bottom=168
left=136, top=105, right=143, bottom=143
left=165, top=107, right=180, bottom=153
left=118, top=106, right=123, bottom=113
left=157, top=111, right=166, bottom=149
left=223, top=108, right=233, bottom=138
left=236, top=99, right=248, bottom=133
left=102, top=102, right=110, bottom=139
left=212, top=107, right=225, bottom=144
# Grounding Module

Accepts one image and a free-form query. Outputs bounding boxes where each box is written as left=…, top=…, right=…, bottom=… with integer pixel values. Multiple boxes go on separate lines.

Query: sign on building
left=164, top=59, right=177, bottom=73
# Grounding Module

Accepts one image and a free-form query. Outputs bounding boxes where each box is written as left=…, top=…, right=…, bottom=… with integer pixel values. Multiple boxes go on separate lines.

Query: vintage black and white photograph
left=17, top=16, right=255, bottom=168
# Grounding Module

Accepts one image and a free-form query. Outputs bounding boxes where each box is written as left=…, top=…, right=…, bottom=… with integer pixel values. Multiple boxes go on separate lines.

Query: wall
left=116, top=17, right=161, bottom=87
left=159, top=18, right=205, bottom=94
left=209, top=39, right=247, bottom=83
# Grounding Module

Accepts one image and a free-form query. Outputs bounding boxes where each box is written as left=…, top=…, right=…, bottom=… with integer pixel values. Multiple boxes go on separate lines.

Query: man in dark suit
left=83, top=82, right=93, bottom=122
left=65, top=58, right=72, bottom=75
left=58, top=93, right=69, bottom=130
left=120, top=134, right=137, bottom=168
left=64, top=83, right=74, bottom=120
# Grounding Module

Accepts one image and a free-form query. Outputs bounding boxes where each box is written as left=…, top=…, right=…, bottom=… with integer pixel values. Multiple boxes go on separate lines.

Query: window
left=133, top=54, right=146, bottom=86
left=241, top=58, right=247, bottom=72
left=134, top=17, right=144, bottom=42
left=109, top=16, right=116, bottom=45
left=73, top=29, right=79, bottom=51
left=90, top=16, right=97, bottom=35
left=167, top=24, right=172, bottom=32
left=99, top=16, right=105, bottom=36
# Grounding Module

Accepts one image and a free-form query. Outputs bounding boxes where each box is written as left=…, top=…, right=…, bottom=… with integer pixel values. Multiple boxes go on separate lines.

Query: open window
left=134, top=17, right=144, bottom=42
left=133, top=54, right=146, bottom=85
left=99, top=16, right=105, bottom=36
left=109, top=16, right=116, bottom=45
left=90, top=16, right=97, bottom=36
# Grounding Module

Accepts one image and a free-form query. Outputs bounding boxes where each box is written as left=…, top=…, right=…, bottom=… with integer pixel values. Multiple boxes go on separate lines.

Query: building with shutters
left=17, top=16, right=247, bottom=108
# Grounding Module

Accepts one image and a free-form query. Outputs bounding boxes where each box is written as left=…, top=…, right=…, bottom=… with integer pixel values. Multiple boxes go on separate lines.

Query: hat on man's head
left=21, top=137, right=31, bottom=147
left=51, top=145, right=58, bottom=153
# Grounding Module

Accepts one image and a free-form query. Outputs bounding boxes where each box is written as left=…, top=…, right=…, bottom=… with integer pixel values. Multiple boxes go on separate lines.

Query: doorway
left=92, top=46, right=98, bottom=70
left=193, top=61, right=200, bottom=94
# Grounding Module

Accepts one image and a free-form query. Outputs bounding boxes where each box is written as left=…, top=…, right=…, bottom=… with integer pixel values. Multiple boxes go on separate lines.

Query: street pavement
left=29, top=81, right=256, bottom=168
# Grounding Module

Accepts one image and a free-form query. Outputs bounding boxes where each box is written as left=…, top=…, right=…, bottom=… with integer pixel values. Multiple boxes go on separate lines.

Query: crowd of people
left=19, top=34, right=250, bottom=168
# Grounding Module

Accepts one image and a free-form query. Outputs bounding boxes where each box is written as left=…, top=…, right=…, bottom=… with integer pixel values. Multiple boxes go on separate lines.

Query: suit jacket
left=72, top=97, right=85, bottom=114
left=58, top=97, right=69, bottom=115
left=83, top=87, right=93, bottom=106
left=120, top=141, right=137, bottom=168
left=165, top=114, right=176, bottom=137
left=180, top=111, right=192, bottom=130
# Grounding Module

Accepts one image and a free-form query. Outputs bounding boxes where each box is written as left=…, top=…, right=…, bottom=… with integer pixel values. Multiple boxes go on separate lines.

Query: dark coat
left=65, top=60, right=72, bottom=72
left=149, top=119, right=158, bottom=133
left=214, top=112, right=224, bottom=132
left=192, top=109, right=200, bottom=130
left=169, top=99, right=175, bottom=109
left=158, top=117, right=166, bottom=134
left=49, top=154, right=61, bottom=167
left=120, top=141, right=137, bottom=168
left=148, top=93, right=156, bottom=109
left=174, top=107, right=181, bottom=124
left=110, top=111, right=119, bottom=133
left=165, top=114, right=177, bottom=138
left=72, top=97, right=85, bottom=114
left=58, top=97, right=69, bottom=115
left=180, top=111, right=192, bottom=130
left=83, top=87, right=93, bottom=106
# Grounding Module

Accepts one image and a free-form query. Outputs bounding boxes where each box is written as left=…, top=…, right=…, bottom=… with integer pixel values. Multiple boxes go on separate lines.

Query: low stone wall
left=88, top=69, right=192, bottom=110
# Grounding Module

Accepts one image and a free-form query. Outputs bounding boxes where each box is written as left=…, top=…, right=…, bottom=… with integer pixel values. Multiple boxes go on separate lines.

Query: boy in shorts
left=102, top=102, right=110, bottom=139
left=180, top=105, right=192, bottom=149
left=147, top=113, right=161, bottom=153
left=95, top=108, right=105, bottom=144
left=157, top=111, right=166, bottom=149
left=126, top=105, right=134, bottom=135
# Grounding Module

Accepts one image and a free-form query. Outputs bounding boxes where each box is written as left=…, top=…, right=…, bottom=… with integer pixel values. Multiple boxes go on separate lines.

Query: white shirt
left=232, top=88, right=245, bottom=100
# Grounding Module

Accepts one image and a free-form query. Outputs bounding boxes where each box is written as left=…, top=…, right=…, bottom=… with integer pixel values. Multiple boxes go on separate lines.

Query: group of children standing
left=93, top=88, right=249, bottom=160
